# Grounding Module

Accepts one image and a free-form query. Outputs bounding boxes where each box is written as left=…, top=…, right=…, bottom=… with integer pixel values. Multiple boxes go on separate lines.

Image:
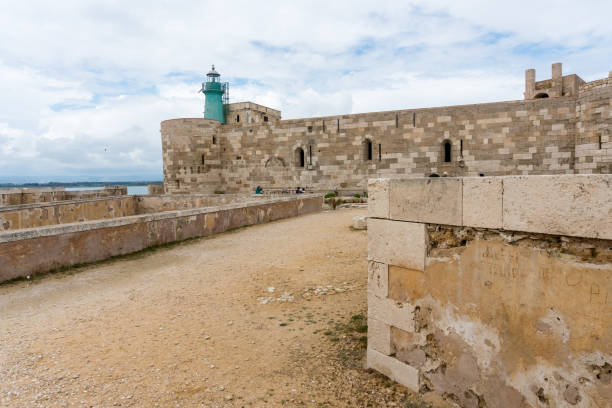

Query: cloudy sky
left=0, top=0, right=610, bottom=182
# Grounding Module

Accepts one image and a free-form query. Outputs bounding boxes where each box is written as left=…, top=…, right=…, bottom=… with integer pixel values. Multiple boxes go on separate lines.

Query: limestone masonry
left=161, top=63, right=612, bottom=193
left=367, top=175, right=611, bottom=408
left=0, top=193, right=322, bottom=282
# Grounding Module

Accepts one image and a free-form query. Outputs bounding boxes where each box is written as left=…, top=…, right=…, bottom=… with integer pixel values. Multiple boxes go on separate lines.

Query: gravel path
left=0, top=208, right=447, bottom=408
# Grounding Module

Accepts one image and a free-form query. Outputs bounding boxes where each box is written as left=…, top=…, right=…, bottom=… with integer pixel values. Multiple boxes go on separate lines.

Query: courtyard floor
left=0, top=208, right=448, bottom=408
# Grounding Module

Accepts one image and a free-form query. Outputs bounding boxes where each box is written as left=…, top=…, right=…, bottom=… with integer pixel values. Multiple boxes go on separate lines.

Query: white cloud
left=0, top=0, right=610, bottom=181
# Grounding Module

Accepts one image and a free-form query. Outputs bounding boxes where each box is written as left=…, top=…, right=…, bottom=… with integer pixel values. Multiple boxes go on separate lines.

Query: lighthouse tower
left=201, top=65, right=228, bottom=124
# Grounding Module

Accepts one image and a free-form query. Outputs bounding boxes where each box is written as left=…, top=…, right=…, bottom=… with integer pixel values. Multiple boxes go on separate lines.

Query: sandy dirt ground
left=0, top=208, right=448, bottom=408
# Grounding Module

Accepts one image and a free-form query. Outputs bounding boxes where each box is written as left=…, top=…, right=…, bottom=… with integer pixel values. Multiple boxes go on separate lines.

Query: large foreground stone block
left=389, top=178, right=462, bottom=225
left=367, top=218, right=426, bottom=271
left=503, top=174, right=612, bottom=239
left=368, top=178, right=389, bottom=219
left=462, top=177, right=502, bottom=229
left=367, top=348, right=419, bottom=392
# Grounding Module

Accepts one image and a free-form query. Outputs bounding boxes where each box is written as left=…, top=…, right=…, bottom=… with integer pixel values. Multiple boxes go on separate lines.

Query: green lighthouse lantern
left=200, top=65, right=228, bottom=124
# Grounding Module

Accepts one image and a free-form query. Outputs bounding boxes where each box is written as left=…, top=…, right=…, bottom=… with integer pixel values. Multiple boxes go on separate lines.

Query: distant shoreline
left=0, top=181, right=163, bottom=188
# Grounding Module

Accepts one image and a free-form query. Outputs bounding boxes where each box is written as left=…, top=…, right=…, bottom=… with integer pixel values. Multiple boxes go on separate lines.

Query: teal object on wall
left=201, top=65, right=227, bottom=124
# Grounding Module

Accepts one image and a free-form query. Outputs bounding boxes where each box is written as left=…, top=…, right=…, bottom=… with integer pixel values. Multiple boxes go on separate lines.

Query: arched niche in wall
left=264, top=156, right=286, bottom=169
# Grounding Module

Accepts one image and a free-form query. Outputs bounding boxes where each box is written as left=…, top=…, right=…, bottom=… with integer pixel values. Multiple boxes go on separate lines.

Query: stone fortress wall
left=366, top=175, right=611, bottom=408
left=161, top=64, right=612, bottom=194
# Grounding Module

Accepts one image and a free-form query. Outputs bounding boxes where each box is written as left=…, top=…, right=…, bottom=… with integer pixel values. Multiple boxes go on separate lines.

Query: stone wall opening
left=365, top=139, right=373, bottom=161
left=295, top=147, right=305, bottom=168
left=443, top=140, right=452, bottom=162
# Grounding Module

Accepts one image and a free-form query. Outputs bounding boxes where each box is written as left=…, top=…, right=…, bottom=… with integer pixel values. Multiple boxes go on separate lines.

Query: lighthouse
left=200, top=65, right=228, bottom=124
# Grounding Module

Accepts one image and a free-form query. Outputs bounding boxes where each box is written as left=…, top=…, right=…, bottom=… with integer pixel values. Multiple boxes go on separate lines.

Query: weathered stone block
left=503, top=174, right=612, bottom=239
left=353, top=215, right=367, bottom=230
left=368, top=178, right=389, bottom=219
left=367, top=218, right=426, bottom=271
left=389, top=178, right=462, bottom=225
left=367, top=348, right=419, bottom=391
left=368, top=295, right=414, bottom=333
left=367, top=261, right=388, bottom=299
left=462, top=177, right=502, bottom=228
left=367, top=318, right=391, bottom=355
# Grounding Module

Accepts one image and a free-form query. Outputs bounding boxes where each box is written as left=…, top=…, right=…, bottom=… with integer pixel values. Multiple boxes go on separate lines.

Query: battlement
left=580, top=71, right=612, bottom=91
left=524, top=62, right=587, bottom=99
left=225, top=101, right=281, bottom=124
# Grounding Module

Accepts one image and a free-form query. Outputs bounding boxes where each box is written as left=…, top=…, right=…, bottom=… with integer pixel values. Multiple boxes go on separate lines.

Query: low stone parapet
left=0, top=186, right=128, bottom=206
left=0, top=194, right=322, bottom=283
left=147, top=184, right=164, bottom=194
left=0, top=193, right=288, bottom=231
left=366, top=175, right=611, bottom=407
left=0, top=196, right=136, bottom=231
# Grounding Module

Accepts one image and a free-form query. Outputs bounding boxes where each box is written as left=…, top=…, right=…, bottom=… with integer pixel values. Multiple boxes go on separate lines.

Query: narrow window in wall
left=212, top=135, right=217, bottom=145
left=444, top=141, right=452, bottom=163
left=201, top=154, right=205, bottom=165
left=460, top=139, right=463, bottom=155
left=309, top=145, right=313, bottom=165
left=176, top=180, right=181, bottom=189
left=308, top=126, right=313, bottom=132
left=337, top=119, right=340, bottom=132
left=599, top=134, right=603, bottom=149
left=323, top=120, right=326, bottom=132
left=264, top=116, right=268, bottom=122
left=413, top=112, right=416, bottom=127
left=236, top=114, right=240, bottom=123
left=395, top=113, right=399, bottom=128
left=365, top=139, right=373, bottom=161
left=296, top=147, right=305, bottom=168
left=378, top=144, right=382, bottom=161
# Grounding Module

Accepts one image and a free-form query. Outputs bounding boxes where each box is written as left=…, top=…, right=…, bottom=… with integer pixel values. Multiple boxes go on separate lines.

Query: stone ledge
left=462, top=177, right=502, bottom=229
left=388, top=178, right=462, bottom=226
left=369, top=175, right=612, bottom=239
left=502, top=175, right=612, bottom=239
